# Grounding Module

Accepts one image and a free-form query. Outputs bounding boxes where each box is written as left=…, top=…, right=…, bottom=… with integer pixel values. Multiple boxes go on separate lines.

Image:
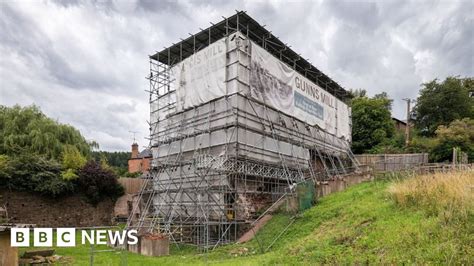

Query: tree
left=91, top=151, right=131, bottom=176
left=0, top=105, right=93, bottom=159
left=61, top=144, right=87, bottom=180
left=351, top=95, right=395, bottom=154
left=430, top=118, right=474, bottom=162
left=76, top=161, right=124, bottom=205
left=373, top=92, right=393, bottom=110
left=413, top=77, right=474, bottom=136
left=348, top=89, right=367, bottom=98
left=0, top=153, right=74, bottom=197
left=0, top=105, right=106, bottom=199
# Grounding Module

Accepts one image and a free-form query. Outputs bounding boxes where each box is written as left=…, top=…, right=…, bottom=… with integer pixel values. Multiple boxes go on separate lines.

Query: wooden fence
left=354, top=153, right=429, bottom=172
left=118, top=178, right=144, bottom=194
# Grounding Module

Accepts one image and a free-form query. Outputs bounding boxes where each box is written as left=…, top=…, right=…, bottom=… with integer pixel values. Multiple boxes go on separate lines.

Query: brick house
left=127, top=143, right=152, bottom=174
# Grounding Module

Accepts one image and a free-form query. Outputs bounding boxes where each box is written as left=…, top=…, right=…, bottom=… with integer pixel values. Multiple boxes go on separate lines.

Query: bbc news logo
left=11, top=228, right=138, bottom=247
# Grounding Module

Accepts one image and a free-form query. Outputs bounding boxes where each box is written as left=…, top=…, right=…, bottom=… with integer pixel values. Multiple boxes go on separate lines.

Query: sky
left=0, top=0, right=473, bottom=151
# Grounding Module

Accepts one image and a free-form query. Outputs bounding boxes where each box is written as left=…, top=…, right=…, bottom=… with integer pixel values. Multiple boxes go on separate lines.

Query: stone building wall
left=0, top=190, right=115, bottom=227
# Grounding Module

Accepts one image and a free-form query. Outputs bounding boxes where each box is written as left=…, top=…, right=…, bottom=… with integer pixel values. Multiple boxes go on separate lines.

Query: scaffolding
left=127, top=11, right=359, bottom=250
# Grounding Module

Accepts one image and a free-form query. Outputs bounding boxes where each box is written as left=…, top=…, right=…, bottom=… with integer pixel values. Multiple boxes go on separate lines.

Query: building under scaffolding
left=128, top=11, right=358, bottom=249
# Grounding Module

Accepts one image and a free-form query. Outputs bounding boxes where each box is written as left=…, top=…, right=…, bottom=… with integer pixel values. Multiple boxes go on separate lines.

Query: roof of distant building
left=392, top=117, right=407, bottom=125
left=130, top=148, right=152, bottom=159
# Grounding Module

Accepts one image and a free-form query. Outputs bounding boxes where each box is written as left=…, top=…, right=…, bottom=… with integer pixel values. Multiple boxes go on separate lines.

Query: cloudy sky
left=1, top=0, right=473, bottom=151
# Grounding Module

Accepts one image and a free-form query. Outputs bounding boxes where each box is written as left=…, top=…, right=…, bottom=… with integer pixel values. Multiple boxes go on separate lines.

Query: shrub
left=77, top=160, right=124, bottom=205
left=62, top=144, right=87, bottom=170
left=61, top=168, right=78, bottom=180
left=0, top=153, right=74, bottom=197
left=431, top=118, right=474, bottom=162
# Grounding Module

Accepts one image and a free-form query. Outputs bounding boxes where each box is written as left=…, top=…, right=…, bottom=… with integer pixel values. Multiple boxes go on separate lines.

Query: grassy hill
left=21, top=171, right=473, bottom=265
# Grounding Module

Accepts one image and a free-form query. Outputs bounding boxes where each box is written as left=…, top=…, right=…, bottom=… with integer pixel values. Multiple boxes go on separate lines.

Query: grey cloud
left=325, top=1, right=382, bottom=31
left=0, top=0, right=472, bottom=150
left=52, top=0, right=81, bottom=8
left=0, top=3, right=117, bottom=90
left=135, top=0, right=182, bottom=13
left=106, top=102, right=136, bottom=113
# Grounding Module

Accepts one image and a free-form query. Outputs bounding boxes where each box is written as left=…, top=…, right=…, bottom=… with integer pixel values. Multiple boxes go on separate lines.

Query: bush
left=76, top=160, right=124, bottom=205
left=430, top=118, right=474, bottom=162
left=0, top=153, right=74, bottom=197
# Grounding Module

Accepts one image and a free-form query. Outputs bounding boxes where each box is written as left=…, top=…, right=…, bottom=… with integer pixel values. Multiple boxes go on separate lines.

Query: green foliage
left=0, top=155, right=13, bottom=181
left=0, top=105, right=128, bottom=202
left=91, top=151, right=130, bottom=168
left=123, top=171, right=142, bottom=178
left=61, top=168, right=78, bottom=181
left=368, top=131, right=405, bottom=154
left=414, top=77, right=474, bottom=136
left=373, top=91, right=393, bottom=110
left=0, top=105, right=93, bottom=159
left=91, top=150, right=131, bottom=177
left=62, top=144, right=87, bottom=170
left=20, top=178, right=473, bottom=265
left=430, top=118, right=474, bottom=162
left=348, top=88, right=368, bottom=98
left=76, top=160, right=124, bottom=205
left=351, top=95, right=396, bottom=153
left=405, top=135, right=437, bottom=154
left=61, top=144, right=87, bottom=180
left=0, top=153, right=74, bottom=197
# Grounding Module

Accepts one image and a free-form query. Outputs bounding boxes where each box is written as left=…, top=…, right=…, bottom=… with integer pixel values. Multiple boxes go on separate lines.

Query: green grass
left=21, top=178, right=474, bottom=265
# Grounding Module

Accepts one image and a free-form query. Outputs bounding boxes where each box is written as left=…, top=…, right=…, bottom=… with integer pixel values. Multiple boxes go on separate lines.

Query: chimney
left=131, top=143, right=139, bottom=158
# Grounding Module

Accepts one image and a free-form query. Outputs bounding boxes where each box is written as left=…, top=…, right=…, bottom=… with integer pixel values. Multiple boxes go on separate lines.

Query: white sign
left=171, top=38, right=227, bottom=111
left=249, top=42, right=351, bottom=140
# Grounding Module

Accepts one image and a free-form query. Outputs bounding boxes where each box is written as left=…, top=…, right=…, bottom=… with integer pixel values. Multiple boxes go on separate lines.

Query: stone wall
left=315, top=172, right=372, bottom=198
left=0, top=190, right=115, bottom=227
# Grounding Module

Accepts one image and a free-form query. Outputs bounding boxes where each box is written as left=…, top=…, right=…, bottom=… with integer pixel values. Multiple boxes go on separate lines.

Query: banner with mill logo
left=249, top=41, right=351, bottom=140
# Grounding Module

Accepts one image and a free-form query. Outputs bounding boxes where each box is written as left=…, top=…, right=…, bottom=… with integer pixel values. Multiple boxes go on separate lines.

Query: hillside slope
left=21, top=173, right=473, bottom=265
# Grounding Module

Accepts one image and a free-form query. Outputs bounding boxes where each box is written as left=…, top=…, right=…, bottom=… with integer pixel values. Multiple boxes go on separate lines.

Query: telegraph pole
left=402, top=98, right=412, bottom=146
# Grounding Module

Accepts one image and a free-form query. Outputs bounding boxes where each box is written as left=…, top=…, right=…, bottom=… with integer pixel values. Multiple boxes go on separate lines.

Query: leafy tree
left=405, top=135, right=437, bottom=154
left=61, top=144, right=87, bottom=180
left=91, top=151, right=131, bottom=176
left=348, top=89, right=367, bottom=98
left=369, top=131, right=405, bottom=154
left=91, top=151, right=131, bottom=168
left=0, top=155, right=13, bottom=180
left=0, top=153, right=74, bottom=197
left=351, top=95, right=396, bottom=154
left=430, top=118, right=474, bottom=162
left=0, top=105, right=129, bottom=202
left=0, top=105, right=94, bottom=159
left=76, top=160, right=124, bottom=205
left=62, top=145, right=87, bottom=170
left=373, top=92, right=393, bottom=110
left=413, top=77, right=474, bottom=136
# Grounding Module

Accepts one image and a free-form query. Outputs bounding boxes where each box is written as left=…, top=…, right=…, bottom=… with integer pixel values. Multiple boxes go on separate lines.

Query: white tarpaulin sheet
left=249, top=42, right=351, bottom=140
left=171, top=37, right=227, bottom=111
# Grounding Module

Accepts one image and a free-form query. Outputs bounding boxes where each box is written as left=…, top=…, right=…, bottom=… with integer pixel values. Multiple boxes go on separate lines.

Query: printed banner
left=249, top=42, right=351, bottom=140
left=171, top=38, right=227, bottom=111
